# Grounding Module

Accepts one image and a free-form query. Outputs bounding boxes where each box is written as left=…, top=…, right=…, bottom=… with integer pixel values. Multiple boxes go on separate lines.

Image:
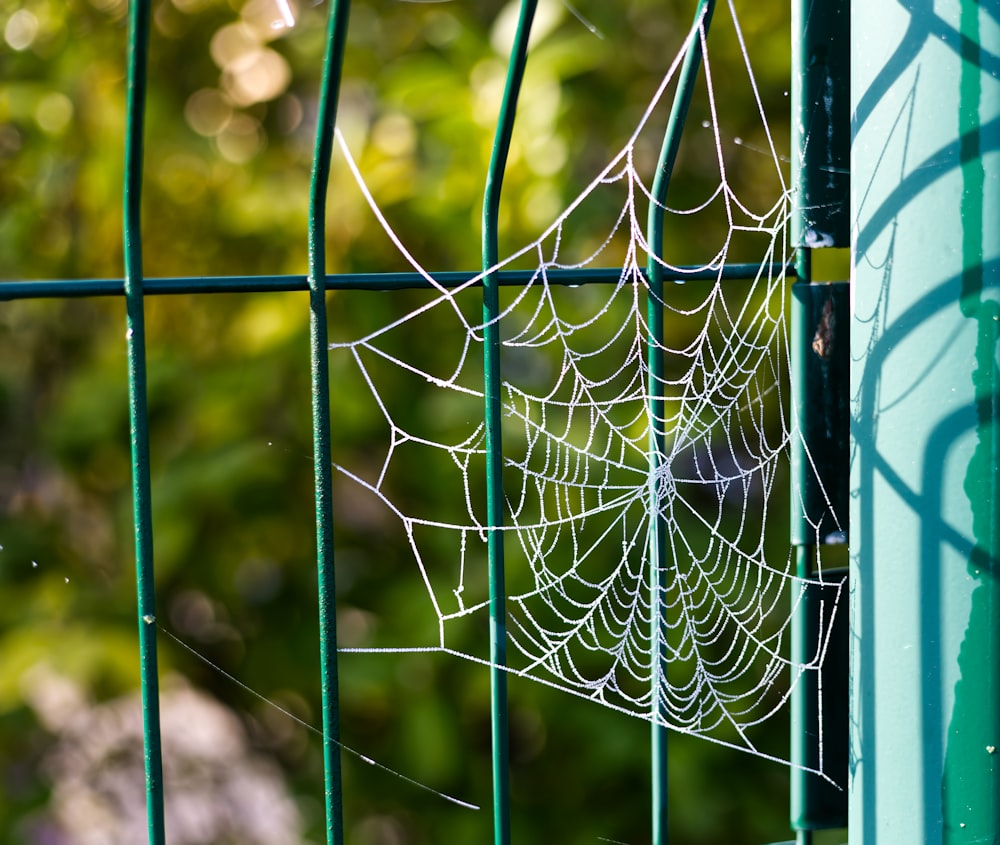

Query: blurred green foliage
left=0, top=0, right=809, bottom=843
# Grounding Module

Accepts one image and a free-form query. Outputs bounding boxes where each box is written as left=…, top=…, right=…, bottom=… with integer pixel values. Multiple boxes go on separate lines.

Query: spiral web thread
left=332, top=0, right=844, bottom=774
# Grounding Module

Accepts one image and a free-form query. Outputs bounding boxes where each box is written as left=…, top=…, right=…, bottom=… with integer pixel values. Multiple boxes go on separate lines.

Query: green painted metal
left=481, top=2, right=537, bottom=842
left=788, top=284, right=849, bottom=834
left=789, top=557, right=849, bottom=832
left=0, top=263, right=789, bottom=300
left=790, top=282, right=850, bottom=547
left=122, top=2, right=166, bottom=843
left=788, top=0, right=851, bottom=833
left=789, top=285, right=850, bottom=837
left=852, top=1, right=1000, bottom=842
left=791, top=0, right=850, bottom=248
left=307, top=1, right=352, bottom=843
left=644, top=2, right=715, bottom=842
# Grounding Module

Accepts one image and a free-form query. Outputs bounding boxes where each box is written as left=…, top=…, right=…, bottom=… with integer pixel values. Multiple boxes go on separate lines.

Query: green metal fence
left=1, top=1, right=854, bottom=843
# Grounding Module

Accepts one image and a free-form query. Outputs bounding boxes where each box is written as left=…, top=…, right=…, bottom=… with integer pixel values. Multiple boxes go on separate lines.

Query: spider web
left=331, top=1, right=844, bottom=774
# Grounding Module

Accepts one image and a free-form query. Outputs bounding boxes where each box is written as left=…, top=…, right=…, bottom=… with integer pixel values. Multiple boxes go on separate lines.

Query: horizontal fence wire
left=0, top=264, right=793, bottom=300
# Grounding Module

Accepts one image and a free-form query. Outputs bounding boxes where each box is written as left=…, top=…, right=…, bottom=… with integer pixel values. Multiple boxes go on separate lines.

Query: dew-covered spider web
left=331, top=0, right=844, bottom=775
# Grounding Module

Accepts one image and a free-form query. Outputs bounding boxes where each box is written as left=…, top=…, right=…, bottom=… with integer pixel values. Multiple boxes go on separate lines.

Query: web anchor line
left=158, top=625, right=480, bottom=810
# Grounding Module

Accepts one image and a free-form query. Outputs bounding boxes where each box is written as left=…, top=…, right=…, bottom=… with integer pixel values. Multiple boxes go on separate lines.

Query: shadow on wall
left=851, top=0, right=1000, bottom=840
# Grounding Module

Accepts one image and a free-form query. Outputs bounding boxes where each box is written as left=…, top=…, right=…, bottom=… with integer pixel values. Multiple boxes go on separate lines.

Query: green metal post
left=308, top=2, right=351, bottom=843
left=645, top=3, right=714, bottom=842
left=481, top=2, right=537, bottom=843
left=852, top=1, right=1000, bottom=842
left=788, top=0, right=850, bottom=837
left=789, top=282, right=850, bottom=840
left=123, top=2, right=165, bottom=843
left=791, top=0, right=850, bottom=250
left=791, top=248, right=811, bottom=845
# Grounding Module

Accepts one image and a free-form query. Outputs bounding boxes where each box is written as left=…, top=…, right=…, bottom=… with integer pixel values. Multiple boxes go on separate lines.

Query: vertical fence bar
left=788, top=0, right=850, bottom=838
left=308, top=2, right=351, bottom=843
left=644, top=4, right=714, bottom=842
left=789, top=281, right=850, bottom=844
left=481, top=2, right=537, bottom=843
left=790, top=238, right=813, bottom=845
left=790, top=0, right=850, bottom=251
left=122, top=1, right=165, bottom=842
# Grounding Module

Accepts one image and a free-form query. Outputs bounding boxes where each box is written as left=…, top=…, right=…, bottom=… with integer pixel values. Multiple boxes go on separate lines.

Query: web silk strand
left=322, top=1, right=841, bottom=776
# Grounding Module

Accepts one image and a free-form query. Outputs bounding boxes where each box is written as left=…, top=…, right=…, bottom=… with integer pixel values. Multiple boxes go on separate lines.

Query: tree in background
left=0, top=1, right=795, bottom=842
